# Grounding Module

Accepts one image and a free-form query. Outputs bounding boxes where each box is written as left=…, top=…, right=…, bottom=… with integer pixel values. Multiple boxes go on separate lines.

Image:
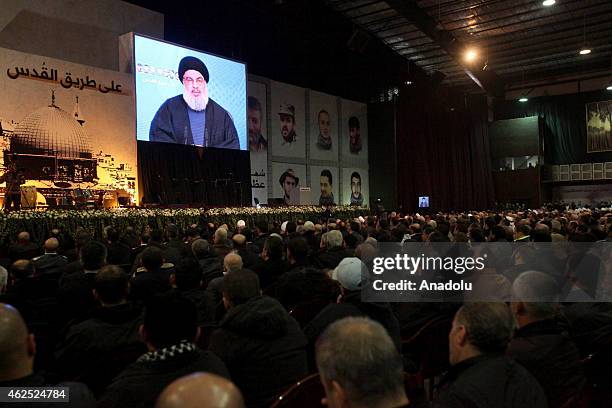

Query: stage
left=0, top=205, right=370, bottom=245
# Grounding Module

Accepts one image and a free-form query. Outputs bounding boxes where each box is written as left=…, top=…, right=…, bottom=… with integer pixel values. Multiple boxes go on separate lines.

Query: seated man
left=252, top=235, right=287, bottom=289
left=316, top=317, right=409, bottom=408
left=0, top=303, right=95, bottom=407
left=313, top=230, right=350, bottom=270
left=156, top=372, right=245, bottom=408
left=98, top=292, right=228, bottom=408
left=32, top=238, right=67, bottom=278
left=508, top=271, right=585, bottom=407
left=130, top=247, right=172, bottom=303
left=208, top=269, right=307, bottom=408
left=192, top=239, right=222, bottom=287
left=55, top=265, right=146, bottom=395
left=171, top=257, right=216, bottom=325
left=435, top=302, right=547, bottom=407
left=8, top=231, right=41, bottom=263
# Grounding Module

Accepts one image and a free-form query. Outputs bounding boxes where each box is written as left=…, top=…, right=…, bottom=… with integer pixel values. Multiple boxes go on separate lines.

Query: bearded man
left=149, top=56, right=239, bottom=149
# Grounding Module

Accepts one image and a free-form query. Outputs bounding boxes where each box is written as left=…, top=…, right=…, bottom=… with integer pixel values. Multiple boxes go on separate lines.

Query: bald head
left=17, top=232, right=30, bottom=244
left=215, top=228, right=228, bottom=245
left=156, top=372, right=244, bottom=408
left=0, top=303, right=35, bottom=381
left=44, top=238, right=59, bottom=253
left=223, top=253, right=243, bottom=274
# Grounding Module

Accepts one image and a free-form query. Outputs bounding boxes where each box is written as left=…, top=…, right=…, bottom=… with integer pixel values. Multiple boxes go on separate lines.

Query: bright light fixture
left=519, top=97, right=529, bottom=103
left=542, top=0, right=556, bottom=6
left=579, top=48, right=592, bottom=55
left=464, top=49, right=478, bottom=63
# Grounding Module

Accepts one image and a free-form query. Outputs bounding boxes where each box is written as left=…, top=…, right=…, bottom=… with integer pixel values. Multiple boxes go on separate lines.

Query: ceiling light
left=579, top=48, right=592, bottom=55
left=542, top=0, right=556, bottom=6
left=464, top=49, right=478, bottom=63
left=519, top=97, right=529, bottom=103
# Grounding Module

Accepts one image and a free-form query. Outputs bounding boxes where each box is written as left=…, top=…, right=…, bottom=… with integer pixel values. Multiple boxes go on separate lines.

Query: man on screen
left=149, top=56, right=240, bottom=149
left=348, top=116, right=362, bottom=154
left=279, top=104, right=297, bottom=145
left=317, top=110, right=332, bottom=150
left=419, top=196, right=429, bottom=208
left=349, top=171, right=363, bottom=206
left=248, top=96, right=267, bottom=152
left=279, top=169, right=299, bottom=205
left=319, top=169, right=335, bottom=206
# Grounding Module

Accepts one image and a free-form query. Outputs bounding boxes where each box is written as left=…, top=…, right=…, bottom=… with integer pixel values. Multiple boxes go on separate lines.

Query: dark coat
left=106, top=242, right=132, bottom=266
left=149, top=95, right=239, bottom=149
left=178, top=288, right=216, bottom=325
left=252, top=258, right=288, bottom=289
left=236, top=247, right=259, bottom=269
left=8, top=242, right=41, bottom=263
left=54, top=302, right=146, bottom=394
left=433, top=354, right=548, bottom=408
left=32, top=253, right=68, bottom=277
left=198, top=255, right=223, bottom=287
left=57, top=271, right=99, bottom=322
left=97, top=348, right=229, bottom=408
left=304, top=290, right=401, bottom=352
left=312, top=247, right=351, bottom=270
left=130, top=269, right=172, bottom=303
left=507, top=319, right=585, bottom=407
left=208, top=296, right=308, bottom=408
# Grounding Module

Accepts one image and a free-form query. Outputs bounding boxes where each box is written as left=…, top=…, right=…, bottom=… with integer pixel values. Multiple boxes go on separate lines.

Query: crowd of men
left=0, top=206, right=611, bottom=407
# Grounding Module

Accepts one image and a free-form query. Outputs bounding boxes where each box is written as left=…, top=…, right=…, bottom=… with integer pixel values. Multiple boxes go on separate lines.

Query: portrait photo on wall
left=270, top=81, right=306, bottom=158
left=586, top=100, right=612, bottom=153
left=248, top=81, right=268, bottom=205
left=341, top=99, right=368, bottom=160
left=310, top=165, right=339, bottom=207
left=271, top=162, right=306, bottom=205
left=134, top=34, right=247, bottom=150
left=342, top=168, right=369, bottom=206
left=309, top=91, right=338, bottom=161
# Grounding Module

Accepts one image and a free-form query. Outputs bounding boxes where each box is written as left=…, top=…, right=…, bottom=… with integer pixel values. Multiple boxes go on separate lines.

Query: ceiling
left=328, top=0, right=612, bottom=94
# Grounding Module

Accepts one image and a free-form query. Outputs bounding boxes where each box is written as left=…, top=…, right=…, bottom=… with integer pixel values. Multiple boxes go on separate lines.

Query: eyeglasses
left=183, top=76, right=205, bottom=85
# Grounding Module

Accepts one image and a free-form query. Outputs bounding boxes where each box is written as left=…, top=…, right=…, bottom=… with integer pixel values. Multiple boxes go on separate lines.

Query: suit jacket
left=149, top=95, right=239, bottom=149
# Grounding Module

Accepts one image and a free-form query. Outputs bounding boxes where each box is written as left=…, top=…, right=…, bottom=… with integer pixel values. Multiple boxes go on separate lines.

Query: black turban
left=178, top=56, right=209, bottom=83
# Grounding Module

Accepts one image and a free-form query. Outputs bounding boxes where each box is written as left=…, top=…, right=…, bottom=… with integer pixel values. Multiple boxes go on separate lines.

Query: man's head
left=0, top=303, right=36, bottom=382
left=141, top=292, right=199, bottom=350
left=156, top=372, right=245, bottom=408
left=320, top=170, right=333, bottom=199
left=287, top=236, right=308, bottom=264
left=316, top=317, right=408, bottom=408
left=214, top=228, right=228, bottom=245
left=172, top=257, right=203, bottom=291
left=279, top=169, right=299, bottom=201
left=179, top=56, right=210, bottom=112
left=318, top=110, right=331, bottom=141
left=247, top=96, right=263, bottom=147
left=351, top=172, right=362, bottom=199
left=279, top=104, right=296, bottom=142
left=448, top=302, right=515, bottom=366
left=511, top=271, right=559, bottom=328
left=191, top=238, right=210, bottom=259
left=232, top=234, right=246, bottom=249
left=263, top=236, right=284, bottom=261
left=222, top=269, right=261, bottom=309
left=16, top=231, right=30, bottom=244
left=323, top=230, right=343, bottom=250
left=348, top=116, right=361, bottom=148
left=141, top=247, right=164, bottom=273
left=223, top=253, right=243, bottom=275
left=43, top=238, right=59, bottom=253
left=80, top=241, right=107, bottom=271
left=94, top=265, right=129, bottom=306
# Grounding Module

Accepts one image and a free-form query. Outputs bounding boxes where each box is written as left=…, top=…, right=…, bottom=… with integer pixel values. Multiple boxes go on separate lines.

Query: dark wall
left=368, top=101, right=398, bottom=210
left=494, top=90, right=612, bottom=165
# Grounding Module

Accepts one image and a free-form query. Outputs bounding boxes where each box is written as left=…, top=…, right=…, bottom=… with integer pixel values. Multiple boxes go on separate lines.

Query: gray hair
left=512, top=271, right=559, bottom=319
left=191, top=239, right=210, bottom=258
left=324, top=230, right=343, bottom=249
left=456, top=302, right=515, bottom=353
left=316, top=317, right=404, bottom=406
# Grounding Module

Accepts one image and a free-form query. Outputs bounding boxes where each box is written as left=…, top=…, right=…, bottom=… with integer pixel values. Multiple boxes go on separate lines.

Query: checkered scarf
left=137, top=340, right=196, bottom=363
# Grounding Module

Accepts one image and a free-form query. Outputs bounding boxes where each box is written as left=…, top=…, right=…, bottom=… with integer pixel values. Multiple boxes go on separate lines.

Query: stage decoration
left=0, top=206, right=370, bottom=244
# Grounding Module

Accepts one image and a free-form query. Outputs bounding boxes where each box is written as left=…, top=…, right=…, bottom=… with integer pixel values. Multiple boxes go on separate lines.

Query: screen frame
left=131, top=32, right=248, bottom=150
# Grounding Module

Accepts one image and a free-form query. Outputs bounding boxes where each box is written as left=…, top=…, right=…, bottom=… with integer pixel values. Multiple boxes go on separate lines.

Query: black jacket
left=312, top=247, right=351, bottom=270
left=198, top=255, right=223, bottom=287
left=252, top=257, right=288, bottom=289
left=434, top=354, right=548, bottom=408
left=106, top=242, right=131, bottom=266
left=98, top=348, right=229, bottom=408
left=149, top=95, right=239, bottom=149
left=507, top=319, right=584, bottom=407
left=304, top=290, right=401, bottom=352
left=130, top=269, right=172, bottom=303
left=54, top=302, right=146, bottom=394
left=8, top=242, right=41, bottom=263
left=32, top=253, right=68, bottom=277
left=177, top=288, right=216, bottom=325
left=208, top=296, right=308, bottom=408
left=58, top=271, right=99, bottom=322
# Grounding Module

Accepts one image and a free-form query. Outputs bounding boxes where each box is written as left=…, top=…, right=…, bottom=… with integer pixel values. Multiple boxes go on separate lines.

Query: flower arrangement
left=0, top=206, right=370, bottom=244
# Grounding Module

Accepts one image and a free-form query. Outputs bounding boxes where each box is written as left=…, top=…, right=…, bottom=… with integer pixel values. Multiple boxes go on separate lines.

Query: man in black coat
left=171, top=257, right=216, bottom=325
left=231, top=234, right=258, bottom=269
left=55, top=265, right=145, bottom=395
left=252, top=235, right=288, bottom=289
left=508, top=271, right=585, bottom=407
left=312, top=230, right=351, bottom=270
left=105, top=228, right=131, bottom=266
left=8, top=231, right=41, bottom=263
left=32, top=238, right=68, bottom=279
left=191, top=238, right=222, bottom=287
left=434, top=302, right=547, bottom=408
left=97, top=292, right=229, bottom=408
left=130, top=247, right=172, bottom=303
left=208, top=269, right=308, bottom=408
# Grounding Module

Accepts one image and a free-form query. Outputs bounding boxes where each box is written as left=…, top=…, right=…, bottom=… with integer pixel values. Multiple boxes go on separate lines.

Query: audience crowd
left=0, top=206, right=611, bottom=407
